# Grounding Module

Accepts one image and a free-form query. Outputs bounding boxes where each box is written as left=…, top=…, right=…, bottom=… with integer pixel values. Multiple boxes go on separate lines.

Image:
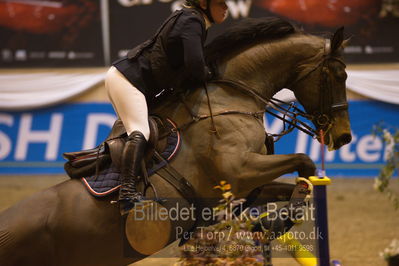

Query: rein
left=211, top=78, right=319, bottom=138
left=173, top=77, right=317, bottom=140
left=176, top=92, right=265, bottom=132
left=174, top=77, right=319, bottom=138
left=203, top=83, right=220, bottom=137
left=173, top=40, right=348, bottom=141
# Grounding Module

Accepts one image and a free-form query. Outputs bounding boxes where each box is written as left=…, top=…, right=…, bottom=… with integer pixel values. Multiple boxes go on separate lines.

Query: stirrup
left=119, top=193, right=144, bottom=216
left=119, top=193, right=156, bottom=216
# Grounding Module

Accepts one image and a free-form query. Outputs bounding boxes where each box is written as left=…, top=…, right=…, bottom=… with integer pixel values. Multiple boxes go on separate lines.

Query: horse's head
left=289, top=28, right=351, bottom=150
left=205, top=18, right=351, bottom=150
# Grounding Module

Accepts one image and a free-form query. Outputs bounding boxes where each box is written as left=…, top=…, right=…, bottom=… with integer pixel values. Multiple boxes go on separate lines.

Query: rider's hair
left=184, top=0, right=215, bottom=23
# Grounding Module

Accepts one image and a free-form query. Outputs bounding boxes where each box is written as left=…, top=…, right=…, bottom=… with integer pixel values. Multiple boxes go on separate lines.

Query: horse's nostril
left=339, top=133, right=352, bottom=145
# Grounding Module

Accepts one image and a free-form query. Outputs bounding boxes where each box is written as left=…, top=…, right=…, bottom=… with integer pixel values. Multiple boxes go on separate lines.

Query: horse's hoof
left=290, top=177, right=313, bottom=204
left=125, top=201, right=172, bottom=255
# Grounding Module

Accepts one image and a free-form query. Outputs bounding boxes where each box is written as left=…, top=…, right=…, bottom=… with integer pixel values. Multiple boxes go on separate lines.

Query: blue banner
left=0, top=101, right=398, bottom=176
left=0, top=103, right=116, bottom=174
left=266, top=100, right=399, bottom=177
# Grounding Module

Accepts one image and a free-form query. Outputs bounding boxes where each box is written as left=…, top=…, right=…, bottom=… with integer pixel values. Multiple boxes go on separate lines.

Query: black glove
left=205, top=64, right=220, bottom=81
left=204, top=66, right=213, bottom=81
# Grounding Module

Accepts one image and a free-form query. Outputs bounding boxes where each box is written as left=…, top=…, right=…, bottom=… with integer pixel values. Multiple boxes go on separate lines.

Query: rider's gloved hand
left=205, top=66, right=214, bottom=81
left=205, top=61, right=220, bottom=81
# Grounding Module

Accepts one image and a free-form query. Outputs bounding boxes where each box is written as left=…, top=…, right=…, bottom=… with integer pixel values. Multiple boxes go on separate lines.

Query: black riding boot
left=118, top=131, right=147, bottom=216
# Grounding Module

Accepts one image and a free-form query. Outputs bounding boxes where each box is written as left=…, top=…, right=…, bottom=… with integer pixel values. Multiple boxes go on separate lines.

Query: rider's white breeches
left=105, top=66, right=150, bottom=141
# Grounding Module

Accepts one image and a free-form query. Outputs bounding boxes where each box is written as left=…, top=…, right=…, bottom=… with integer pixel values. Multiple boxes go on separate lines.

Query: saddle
left=63, top=116, right=169, bottom=179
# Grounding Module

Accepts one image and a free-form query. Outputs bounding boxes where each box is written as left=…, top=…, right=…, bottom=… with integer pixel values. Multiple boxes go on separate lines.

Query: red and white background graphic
left=251, top=0, right=399, bottom=63
left=0, top=0, right=398, bottom=66
left=111, top=0, right=399, bottom=63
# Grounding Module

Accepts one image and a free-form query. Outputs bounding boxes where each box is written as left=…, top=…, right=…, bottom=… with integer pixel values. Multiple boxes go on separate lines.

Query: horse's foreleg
left=212, top=152, right=315, bottom=197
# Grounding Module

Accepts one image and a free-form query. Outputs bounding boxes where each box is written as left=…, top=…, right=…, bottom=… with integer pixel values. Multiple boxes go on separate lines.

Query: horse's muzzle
left=335, top=133, right=352, bottom=148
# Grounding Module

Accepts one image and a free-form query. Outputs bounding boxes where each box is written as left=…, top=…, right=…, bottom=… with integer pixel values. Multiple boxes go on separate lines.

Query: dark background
left=1, top=0, right=398, bottom=67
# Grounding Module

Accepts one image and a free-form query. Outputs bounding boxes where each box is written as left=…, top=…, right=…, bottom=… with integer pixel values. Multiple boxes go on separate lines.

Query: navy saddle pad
left=81, top=118, right=181, bottom=197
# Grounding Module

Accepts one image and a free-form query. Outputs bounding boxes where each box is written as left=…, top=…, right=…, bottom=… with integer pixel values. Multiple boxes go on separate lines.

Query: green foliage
left=372, top=123, right=399, bottom=210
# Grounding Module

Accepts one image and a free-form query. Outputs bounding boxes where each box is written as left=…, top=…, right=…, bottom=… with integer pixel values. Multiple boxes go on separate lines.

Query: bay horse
left=0, top=17, right=351, bottom=266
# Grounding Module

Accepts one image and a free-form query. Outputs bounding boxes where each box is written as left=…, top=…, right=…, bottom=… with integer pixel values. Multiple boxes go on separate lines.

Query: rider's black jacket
left=113, top=8, right=208, bottom=104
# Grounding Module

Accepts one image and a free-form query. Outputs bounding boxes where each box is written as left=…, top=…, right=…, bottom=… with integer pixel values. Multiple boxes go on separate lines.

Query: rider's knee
left=105, top=66, right=120, bottom=98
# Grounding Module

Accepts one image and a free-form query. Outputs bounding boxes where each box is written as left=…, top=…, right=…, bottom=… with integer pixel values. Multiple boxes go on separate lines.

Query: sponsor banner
left=1, top=1, right=397, bottom=67
left=109, top=0, right=263, bottom=60
left=0, top=103, right=116, bottom=174
left=0, top=100, right=398, bottom=176
left=109, top=1, right=173, bottom=60
left=111, top=0, right=399, bottom=64
left=0, top=0, right=104, bottom=67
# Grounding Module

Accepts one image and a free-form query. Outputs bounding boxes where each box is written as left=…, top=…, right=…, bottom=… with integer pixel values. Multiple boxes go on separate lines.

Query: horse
left=0, top=17, right=351, bottom=266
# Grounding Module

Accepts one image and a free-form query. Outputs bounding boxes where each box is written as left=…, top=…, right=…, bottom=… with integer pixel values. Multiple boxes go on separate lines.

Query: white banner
left=0, top=70, right=106, bottom=110
left=0, top=68, right=399, bottom=110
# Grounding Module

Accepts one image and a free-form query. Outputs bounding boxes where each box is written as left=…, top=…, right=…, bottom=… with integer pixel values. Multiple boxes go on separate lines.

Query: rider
left=105, top=0, right=228, bottom=215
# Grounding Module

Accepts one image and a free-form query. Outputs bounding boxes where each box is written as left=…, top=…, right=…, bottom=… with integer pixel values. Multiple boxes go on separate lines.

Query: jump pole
left=308, top=129, right=332, bottom=266
left=309, top=174, right=331, bottom=266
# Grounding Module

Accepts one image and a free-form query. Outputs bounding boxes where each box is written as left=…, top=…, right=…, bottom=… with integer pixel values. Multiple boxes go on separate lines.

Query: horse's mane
left=205, top=17, right=298, bottom=63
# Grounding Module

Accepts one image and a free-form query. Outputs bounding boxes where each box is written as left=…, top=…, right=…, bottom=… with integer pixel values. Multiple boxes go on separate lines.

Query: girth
left=151, top=151, right=201, bottom=245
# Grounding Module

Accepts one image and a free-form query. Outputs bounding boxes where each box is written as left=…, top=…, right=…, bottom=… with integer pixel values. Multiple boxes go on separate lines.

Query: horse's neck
left=216, top=46, right=287, bottom=98
left=153, top=84, right=263, bottom=125
left=217, top=35, right=323, bottom=98
left=155, top=36, right=324, bottom=120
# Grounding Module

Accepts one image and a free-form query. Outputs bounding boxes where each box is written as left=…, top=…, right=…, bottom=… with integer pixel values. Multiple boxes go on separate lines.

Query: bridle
left=292, top=39, right=348, bottom=134
left=211, top=39, right=348, bottom=140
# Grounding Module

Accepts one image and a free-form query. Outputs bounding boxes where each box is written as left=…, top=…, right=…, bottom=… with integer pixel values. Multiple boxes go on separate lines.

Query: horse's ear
left=342, top=37, right=351, bottom=49
left=331, top=26, right=344, bottom=53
